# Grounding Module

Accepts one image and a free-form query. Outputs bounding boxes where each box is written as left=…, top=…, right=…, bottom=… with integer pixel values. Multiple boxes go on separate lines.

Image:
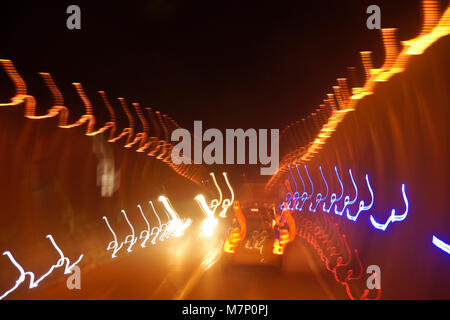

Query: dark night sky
left=0, top=0, right=432, bottom=133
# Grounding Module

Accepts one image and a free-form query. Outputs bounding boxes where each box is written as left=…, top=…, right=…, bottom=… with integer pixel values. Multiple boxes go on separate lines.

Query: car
left=222, top=201, right=295, bottom=270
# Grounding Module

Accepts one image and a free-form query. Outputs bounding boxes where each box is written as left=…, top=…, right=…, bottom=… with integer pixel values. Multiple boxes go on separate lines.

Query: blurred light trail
left=158, top=195, right=192, bottom=237
left=279, top=189, right=293, bottom=211
left=289, top=166, right=298, bottom=195
left=323, top=166, right=344, bottom=213
left=298, top=165, right=314, bottom=211
left=244, top=230, right=267, bottom=254
left=223, top=201, right=247, bottom=253
left=157, top=200, right=173, bottom=242
left=335, top=169, right=358, bottom=216
left=370, top=184, right=409, bottom=231
left=209, top=173, right=223, bottom=214
left=0, top=59, right=208, bottom=185
left=288, top=166, right=300, bottom=211
left=279, top=166, right=408, bottom=232
left=0, top=235, right=83, bottom=300
left=200, top=245, right=222, bottom=271
left=137, top=204, right=151, bottom=248
left=174, top=240, right=223, bottom=300
left=432, top=235, right=450, bottom=255
left=273, top=203, right=296, bottom=255
left=148, top=201, right=164, bottom=244
left=309, top=166, right=328, bottom=212
left=103, top=199, right=184, bottom=258
left=295, top=165, right=308, bottom=211
left=218, top=172, right=235, bottom=218
left=297, top=215, right=381, bottom=300
left=280, top=174, right=293, bottom=211
left=122, top=210, right=138, bottom=252
left=283, top=177, right=296, bottom=212
left=195, top=194, right=215, bottom=218
left=346, top=174, right=374, bottom=222
left=296, top=165, right=306, bottom=194
left=199, top=217, right=218, bottom=238
left=103, top=216, right=124, bottom=258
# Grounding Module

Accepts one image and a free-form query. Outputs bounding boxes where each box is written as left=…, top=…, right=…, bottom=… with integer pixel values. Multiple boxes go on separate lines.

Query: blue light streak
left=323, top=166, right=344, bottom=213
left=288, top=166, right=299, bottom=211
left=309, top=166, right=328, bottom=212
left=432, top=235, right=450, bottom=255
left=335, top=169, right=358, bottom=216
left=370, top=184, right=408, bottom=231
left=298, top=165, right=314, bottom=211
left=346, top=174, right=374, bottom=221
left=296, top=165, right=306, bottom=194
left=277, top=165, right=409, bottom=234
left=295, top=165, right=309, bottom=211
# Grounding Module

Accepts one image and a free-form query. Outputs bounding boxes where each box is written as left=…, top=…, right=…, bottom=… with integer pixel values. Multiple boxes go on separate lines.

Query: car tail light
left=224, top=238, right=235, bottom=253
left=224, top=227, right=242, bottom=253
left=223, top=202, right=248, bottom=254
left=273, top=229, right=290, bottom=255
left=280, top=229, right=289, bottom=242
left=230, top=228, right=240, bottom=243
left=273, top=240, right=284, bottom=255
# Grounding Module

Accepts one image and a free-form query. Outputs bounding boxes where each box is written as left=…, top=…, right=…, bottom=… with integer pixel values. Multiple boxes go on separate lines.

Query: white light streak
left=219, top=172, right=234, bottom=218
left=122, top=210, right=138, bottom=252
left=103, top=216, right=124, bottom=258
left=0, top=234, right=83, bottom=300
left=158, top=195, right=192, bottom=237
left=209, top=172, right=223, bottom=214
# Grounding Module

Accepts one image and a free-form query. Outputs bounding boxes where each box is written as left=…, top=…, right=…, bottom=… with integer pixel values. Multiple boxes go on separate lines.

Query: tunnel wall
left=290, top=35, right=450, bottom=298
left=0, top=102, right=208, bottom=297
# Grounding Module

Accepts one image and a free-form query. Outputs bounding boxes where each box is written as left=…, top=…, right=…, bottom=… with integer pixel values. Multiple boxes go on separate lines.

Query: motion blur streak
left=268, top=2, right=450, bottom=298
left=309, top=166, right=328, bottom=213
left=195, top=194, right=219, bottom=237
left=233, top=201, right=247, bottom=241
left=209, top=173, right=223, bottom=214
left=158, top=196, right=192, bottom=237
left=334, top=170, right=357, bottom=216
left=296, top=214, right=381, bottom=300
left=103, top=216, right=124, bottom=258
left=149, top=201, right=164, bottom=244
left=0, top=59, right=208, bottom=184
left=370, top=184, right=408, bottom=231
left=323, top=166, right=343, bottom=213
left=0, top=235, right=83, bottom=300
left=137, top=205, right=151, bottom=248
left=0, top=0, right=449, bottom=300
left=218, top=172, right=235, bottom=218
left=122, top=210, right=138, bottom=252
left=279, top=165, right=406, bottom=230
left=432, top=235, right=450, bottom=254
left=174, top=240, right=223, bottom=300
left=346, top=174, right=374, bottom=222
left=195, top=194, right=216, bottom=218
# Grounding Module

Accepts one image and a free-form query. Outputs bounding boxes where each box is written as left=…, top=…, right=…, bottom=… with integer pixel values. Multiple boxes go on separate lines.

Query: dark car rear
left=223, top=205, right=281, bottom=268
